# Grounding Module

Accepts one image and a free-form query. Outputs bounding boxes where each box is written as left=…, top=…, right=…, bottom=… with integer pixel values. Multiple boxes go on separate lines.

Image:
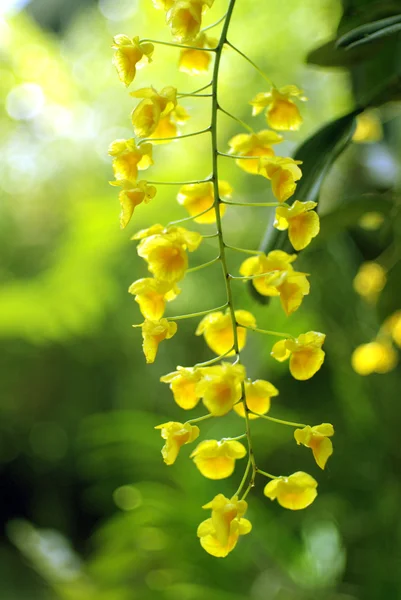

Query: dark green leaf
left=292, top=109, right=361, bottom=203
left=307, top=39, right=380, bottom=68
left=336, top=14, right=401, bottom=48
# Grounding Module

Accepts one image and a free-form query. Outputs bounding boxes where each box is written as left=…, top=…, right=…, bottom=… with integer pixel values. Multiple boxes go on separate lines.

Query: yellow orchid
left=134, top=225, right=202, bottom=283
left=108, top=138, right=153, bottom=181
left=250, top=85, right=305, bottom=131
left=234, top=379, right=279, bottom=419
left=196, top=309, right=256, bottom=356
left=152, top=0, right=174, bottom=8
left=352, top=111, right=383, bottom=143
left=274, top=200, right=320, bottom=250
left=228, top=130, right=283, bottom=174
left=197, top=362, right=246, bottom=416
left=190, top=439, right=247, bottom=479
left=160, top=366, right=203, bottom=410
left=259, top=156, right=303, bottom=203
left=167, top=0, right=215, bottom=43
left=112, top=35, right=154, bottom=87
left=139, top=318, right=177, bottom=363
left=130, top=86, right=178, bottom=138
left=239, top=251, right=310, bottom=316
left=150, top=104, right=190, bottom=143
left=128, top=278, right=180, bottom=320
left=109, top=180, right=156, bottom=228
left=177, top=180, right=232, bottom=224
left=179, top=32, right=216, bottom=74
left=155, top=421, right=200, bottom=465
left=353, top=262, right=387, bottom=303
left=264, top=472, right=318, bottom=510
left=294, top=424, right=334, bottom=470
left=198, top=493, right=252, bottom=557
left=351, top=341, right=398, bottom=375
left=383, top=311, right=401, bottom=348
left=271, top=331, right=326, bottom=380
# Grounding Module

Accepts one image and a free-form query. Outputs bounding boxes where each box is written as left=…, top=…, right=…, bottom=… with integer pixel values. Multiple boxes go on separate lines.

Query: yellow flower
left=353, top=262, right=387, bottom=303
left=134, top=225, right=202, bottom=283
left=108, top=138, right=153, bottom=181
left=160, top=366, right=203, bottom=410
left=259, top=156, right=303, bottom=203
left=109, top=180, right=156, bottom=228
left=358, top=211, right=384, bottom=231
left=178, top=33, right=216, bottom=74
left=197, top=362, right=246, bottom=416
left=228, top=130, right=283, bottom=174
left=155, top=421, right=199, bottom=465
left=383, top=311, right=401, bottom=348
left=351, top=341, right=398, bottom=375
left=130, top=86, right=177, bottom=138
left=190, top=439, right=247, bottom=479
left=140, top=318, right=177, bottom=363
left=250, top=85, right=305, bottom=131
left=152, top=0, right=174, bottom=8
left=271, top=331, right=326, bottom=380
left=294, top=424, right=334, bottom=470
left=112, top=35, right=154, bottom=87
left=234, top=379, right=279, bottom=419
left=239, top=251, right=310, bottom=316
left=177, top=180, right=231, bottom=224
left=274, top=200, right=320, bottom=250
left=264, top=472, right=318, bottom=510
left=196, top=309, right=256, bottom=356
left=128, top=278, right=180, bottom=320
left=150, top=104, right=190, bottom=143
left=352, top=111, right=383, bottom=143
left=197, top=493, right=252, bottom=557
left=167, top=0, right=214, bottom=43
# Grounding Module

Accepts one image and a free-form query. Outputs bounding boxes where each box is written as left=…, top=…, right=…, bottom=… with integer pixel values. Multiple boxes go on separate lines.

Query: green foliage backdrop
left=1, top=0, right=401, bottom=598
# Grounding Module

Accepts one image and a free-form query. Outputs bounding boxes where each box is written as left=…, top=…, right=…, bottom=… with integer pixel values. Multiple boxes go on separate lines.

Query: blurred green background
left=1, top=0, right=401, bottom=598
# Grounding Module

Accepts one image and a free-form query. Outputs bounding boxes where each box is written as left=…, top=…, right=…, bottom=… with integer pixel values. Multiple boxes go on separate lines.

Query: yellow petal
left=289, top=347, right=325, bottom=380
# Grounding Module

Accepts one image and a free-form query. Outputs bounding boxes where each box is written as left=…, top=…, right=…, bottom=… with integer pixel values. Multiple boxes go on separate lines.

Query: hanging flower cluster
left=109, top=0, right=333, bottom=558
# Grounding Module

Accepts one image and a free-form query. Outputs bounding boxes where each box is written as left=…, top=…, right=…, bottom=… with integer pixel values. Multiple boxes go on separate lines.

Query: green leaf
left=307, top=39, right=380, bottom=68
left=292, top=109, right=361, bottom=203
left=336, top=14, right=401, bottom=49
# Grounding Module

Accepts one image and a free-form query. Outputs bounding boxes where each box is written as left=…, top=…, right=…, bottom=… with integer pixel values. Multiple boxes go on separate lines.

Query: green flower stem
left=177, top=93, right=213, bottom=98
left=138, top=126, right=212, bottom=145
left=186, top=413, right=214, bottom=425
left=224, top=244, right=262, bottom=255
left=221, top=199, right=283, bottom=207
left=140, top=38, right=217, bottom=51
left=210, top=0, right=257, bottom=499
left=223, top=433, right=247, bottom=442
left=177, top=82, right=213, bottom=97
left=194, top=347, right=235, bottom=367
left=187, top=256, right=220, bottom=273
left=218, top=106, right=254, bottom=133
left=225, top=40, right=275, bottom=86
left=202, top=13, right=227, bottom=32
left=235, top=458, right=251, bottom=497
left=255, top=468, right=277, bottom=479
left=250, top=411, right=306, bottom=428
left=202, top=232, right=219, bottom=239
left=147, top=177, right=212, bottom=186
left=244, top=326, right=293, bottom=338
left=217, top=151, right=260, bottom=160
left=167, top=303, right=228, bottom=321
left=229, top=272, right=274, bottom=280
left=168, top=206, right=216, bottom=226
